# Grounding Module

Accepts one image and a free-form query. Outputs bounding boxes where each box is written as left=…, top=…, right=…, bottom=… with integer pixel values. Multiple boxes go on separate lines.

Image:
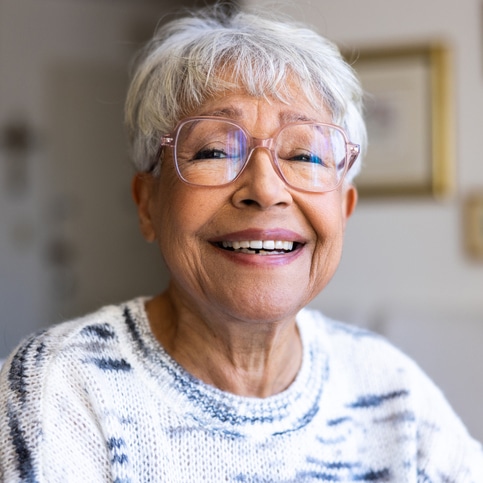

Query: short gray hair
left=125, top=5, right=366, bottom=181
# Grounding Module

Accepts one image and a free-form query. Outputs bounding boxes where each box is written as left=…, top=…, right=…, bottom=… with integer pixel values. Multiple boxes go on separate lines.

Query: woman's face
left=133, top=87, right=357, bottom=324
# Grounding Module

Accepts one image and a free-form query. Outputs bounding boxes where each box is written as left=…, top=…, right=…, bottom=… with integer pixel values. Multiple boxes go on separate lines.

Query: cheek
left=306, top=196, right=347, bottom=281
left=159, top=191, right=215, bottom=241
left=154, top=166, right=196, bottom=238
left=153, top=195, right=202, bottom=290
left=154, top=178, right=225, bottom=266
left=309, top=193, right=347, bottom=243
left=156, top=161, right=220, bottom=237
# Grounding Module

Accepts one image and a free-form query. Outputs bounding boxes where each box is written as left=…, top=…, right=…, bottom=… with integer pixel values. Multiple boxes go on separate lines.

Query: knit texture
left=1, top=298, right=482, bottom=482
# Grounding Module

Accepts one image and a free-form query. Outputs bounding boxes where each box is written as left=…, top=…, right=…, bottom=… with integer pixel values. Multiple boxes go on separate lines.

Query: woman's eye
left=193, top=149, right=228, bottom=160
left=290, top=153, right=324, bottom=165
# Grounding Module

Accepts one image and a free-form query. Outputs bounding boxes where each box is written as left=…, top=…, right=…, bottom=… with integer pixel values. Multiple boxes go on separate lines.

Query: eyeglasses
left=158, top=116, right=360, bottom=193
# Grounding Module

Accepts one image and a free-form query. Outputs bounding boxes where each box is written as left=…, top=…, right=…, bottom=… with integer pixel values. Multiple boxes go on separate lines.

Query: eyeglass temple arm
left=147, top=135, right=174, bottom=172
left=346, top=143, right=360, bottom=170
left=335, top=143, right=360, bottom=172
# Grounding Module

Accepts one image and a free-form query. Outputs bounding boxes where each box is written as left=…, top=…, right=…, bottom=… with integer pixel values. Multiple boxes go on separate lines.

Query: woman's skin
left=132, top=85, right=357, bottom=398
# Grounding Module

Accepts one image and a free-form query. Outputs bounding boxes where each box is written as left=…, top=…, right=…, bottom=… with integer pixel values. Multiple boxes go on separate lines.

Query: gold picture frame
left=464, top=193, right=483, bottom=260
left=346, top=45, right=454, bottom=198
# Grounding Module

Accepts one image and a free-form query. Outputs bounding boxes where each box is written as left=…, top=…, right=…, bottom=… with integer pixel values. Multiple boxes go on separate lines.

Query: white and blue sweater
left=1, top=298, right=482, bottom=482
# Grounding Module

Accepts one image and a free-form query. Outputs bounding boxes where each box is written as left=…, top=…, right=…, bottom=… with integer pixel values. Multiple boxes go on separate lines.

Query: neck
left=145, top=288, right=303, bottom=398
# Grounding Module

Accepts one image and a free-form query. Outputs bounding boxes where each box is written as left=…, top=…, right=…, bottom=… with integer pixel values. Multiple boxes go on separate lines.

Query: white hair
left=125, top=5, right=366, bottom=181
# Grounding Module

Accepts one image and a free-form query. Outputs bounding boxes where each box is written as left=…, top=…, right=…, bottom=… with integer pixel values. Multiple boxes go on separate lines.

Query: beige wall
left=0, top=0, right=178, bottom=354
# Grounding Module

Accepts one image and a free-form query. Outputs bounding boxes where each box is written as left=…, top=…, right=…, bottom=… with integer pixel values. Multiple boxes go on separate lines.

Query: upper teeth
left=221, top=240, right=294, bottom=250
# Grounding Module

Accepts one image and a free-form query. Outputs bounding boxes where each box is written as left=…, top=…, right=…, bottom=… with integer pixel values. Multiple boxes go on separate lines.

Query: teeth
left=263, top=240, right=275, bottom=250
left=221, top=240, right=294, bottom=251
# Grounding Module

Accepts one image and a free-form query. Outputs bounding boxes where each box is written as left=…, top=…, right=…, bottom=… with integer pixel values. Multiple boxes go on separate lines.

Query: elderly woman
left=1, top=6, right=482, bottom=482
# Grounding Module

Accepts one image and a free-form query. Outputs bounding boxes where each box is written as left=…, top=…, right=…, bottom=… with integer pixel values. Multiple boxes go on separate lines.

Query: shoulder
left=298, top=306, right=444, bottom=399
left=298, top=307, right=483, bottom=480
left=0, top=299, right=144, bottom=407
left=0, top=299, right=146, bottom=481
left=297, top=307, right=470, bottom=433
left=298, top=307, right=408, bottom=367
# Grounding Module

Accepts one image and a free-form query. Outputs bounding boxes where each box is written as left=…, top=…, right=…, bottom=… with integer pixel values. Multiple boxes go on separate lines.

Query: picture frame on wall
left=346, top=45, right=453, bottom=198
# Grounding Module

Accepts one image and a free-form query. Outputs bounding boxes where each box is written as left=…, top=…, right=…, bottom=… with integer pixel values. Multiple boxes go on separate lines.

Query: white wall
left=0, top=0, right=182, bottom=356
left=244, top=0, right=483, bottom=441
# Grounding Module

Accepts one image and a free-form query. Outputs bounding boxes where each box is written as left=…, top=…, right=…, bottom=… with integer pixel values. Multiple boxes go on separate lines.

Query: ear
left=341, top=183, right=358, bottom=228
left=131, top=173, right=156, bottom=243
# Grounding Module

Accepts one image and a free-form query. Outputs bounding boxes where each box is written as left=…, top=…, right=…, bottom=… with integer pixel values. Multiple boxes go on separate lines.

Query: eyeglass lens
left=174, top=119, right=348, bottom=191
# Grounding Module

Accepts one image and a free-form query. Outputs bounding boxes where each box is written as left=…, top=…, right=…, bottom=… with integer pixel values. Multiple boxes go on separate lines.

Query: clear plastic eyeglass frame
left=157, top=116, right=360, bottom=193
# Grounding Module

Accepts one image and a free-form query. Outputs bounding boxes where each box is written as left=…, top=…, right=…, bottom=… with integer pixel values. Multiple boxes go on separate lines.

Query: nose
left=231, top=146, right=293, bottom=210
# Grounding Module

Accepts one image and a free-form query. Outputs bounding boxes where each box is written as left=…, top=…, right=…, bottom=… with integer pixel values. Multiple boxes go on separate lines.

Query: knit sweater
left=1, top=298, right=482, bottom=482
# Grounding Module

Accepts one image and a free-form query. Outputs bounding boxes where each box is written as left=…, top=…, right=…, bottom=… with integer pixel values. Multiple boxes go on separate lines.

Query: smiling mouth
left=216, top=240, right=300, bottom=255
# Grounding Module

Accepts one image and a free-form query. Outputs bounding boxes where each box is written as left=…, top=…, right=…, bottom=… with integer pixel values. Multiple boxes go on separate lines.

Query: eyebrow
left=201, top=107, right=243, bottom=119
left=200, top=107, right=319, bottom=124
left=279, top=111, right=317, bottom=124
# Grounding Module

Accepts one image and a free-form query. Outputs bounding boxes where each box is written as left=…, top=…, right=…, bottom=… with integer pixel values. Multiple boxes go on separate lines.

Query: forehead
left=189, top=85, right=333, bottom=127
left=181, top=65, right=332, bottom=121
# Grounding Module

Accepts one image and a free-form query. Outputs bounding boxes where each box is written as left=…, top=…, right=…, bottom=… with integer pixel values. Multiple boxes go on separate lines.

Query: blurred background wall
left=1, top=0, right=482, bottom=441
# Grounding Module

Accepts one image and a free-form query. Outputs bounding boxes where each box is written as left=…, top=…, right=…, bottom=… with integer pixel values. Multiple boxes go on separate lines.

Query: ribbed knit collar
left=123, top=298, right=328, bottom=439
